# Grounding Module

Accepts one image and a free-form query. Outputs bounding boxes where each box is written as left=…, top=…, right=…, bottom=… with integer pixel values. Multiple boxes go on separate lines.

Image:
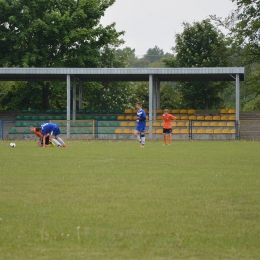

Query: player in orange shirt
left=162, top=109, right=176, bottom=145
left=29, top=126, right=54, bottom=147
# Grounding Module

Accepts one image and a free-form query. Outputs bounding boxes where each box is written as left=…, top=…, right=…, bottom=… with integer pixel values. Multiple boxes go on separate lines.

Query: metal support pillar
left=153, top=78, right=157, bottom=121
left=149, top=75, right=154, bottom=139
left=79, top=81, right=82, bottom=109
left=73, top=77, right=76, bottom=120
left=66, top=75, right=71, bottom=139
left=156, top=81, right=160, bottom=110
left=235, top=74, right=240, bottom=140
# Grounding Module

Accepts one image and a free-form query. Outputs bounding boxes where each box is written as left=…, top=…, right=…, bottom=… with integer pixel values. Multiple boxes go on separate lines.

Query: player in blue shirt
left=134, top=102, right=146, bottom=147
left=35, top=123, right=66, bottom=147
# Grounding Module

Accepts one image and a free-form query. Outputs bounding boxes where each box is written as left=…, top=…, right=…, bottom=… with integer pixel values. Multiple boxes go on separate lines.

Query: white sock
left=57, top=137, right=66, bottom=146
left=141, top=136, right=145, bottom=145
left=137, top=136, right=141, bottom=142
left=52, top=139, right=61, bottom=146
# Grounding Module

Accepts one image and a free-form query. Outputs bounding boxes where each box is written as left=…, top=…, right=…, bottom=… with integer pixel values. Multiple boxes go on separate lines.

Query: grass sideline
left=0, top=140, right=260, bottom=260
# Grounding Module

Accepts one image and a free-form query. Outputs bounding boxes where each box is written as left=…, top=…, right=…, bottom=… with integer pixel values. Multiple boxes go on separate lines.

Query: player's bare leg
left=168, top=133, right=172, bottom=145
left=163, top=133, right=167, bottom=145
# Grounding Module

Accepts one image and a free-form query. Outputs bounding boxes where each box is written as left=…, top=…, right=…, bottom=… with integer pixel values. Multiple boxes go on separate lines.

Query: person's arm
left=42, top=135, right=46, bottom=147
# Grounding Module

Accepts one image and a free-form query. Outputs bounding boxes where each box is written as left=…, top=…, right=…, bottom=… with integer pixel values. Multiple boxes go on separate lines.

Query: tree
left=144, top=46, right=165, bottom=63
left=163, top=19, right=229, bottom=109
left=0, top=0, right=124, bottom=109
left=210, top=0, right=260, bottom=110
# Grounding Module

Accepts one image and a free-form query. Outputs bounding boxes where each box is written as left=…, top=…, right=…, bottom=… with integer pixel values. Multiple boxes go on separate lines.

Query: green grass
left=0, top=140, right=260, bottom=260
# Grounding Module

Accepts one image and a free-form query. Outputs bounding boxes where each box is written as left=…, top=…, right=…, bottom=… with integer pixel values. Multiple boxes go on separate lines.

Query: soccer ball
left=10, top=142, right=16, bottom=148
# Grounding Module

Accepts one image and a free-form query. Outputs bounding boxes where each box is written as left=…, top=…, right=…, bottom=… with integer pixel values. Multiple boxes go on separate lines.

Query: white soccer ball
left=10, top=142, right=16, bottom=148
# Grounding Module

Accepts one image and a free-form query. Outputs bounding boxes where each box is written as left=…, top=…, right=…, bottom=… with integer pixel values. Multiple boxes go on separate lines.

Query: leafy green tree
left=163, top=19, right=229, bottom=109
left=160, top=83, right=183, bottom=109
left=0, top=0, right=124, bottom=109
left=210, top=0, right=260, bottom=110
left=144, top=46, right=165, bottom=63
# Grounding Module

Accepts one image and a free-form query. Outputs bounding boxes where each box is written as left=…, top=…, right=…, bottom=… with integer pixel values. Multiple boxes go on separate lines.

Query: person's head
left=136, top=102, right=142, bottom=110
left=164, top=109, right=169, bottom=115
left=35, top=127, right=41, bottom=132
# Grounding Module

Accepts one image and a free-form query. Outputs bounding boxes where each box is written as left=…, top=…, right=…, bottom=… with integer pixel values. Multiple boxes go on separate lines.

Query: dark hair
left=136, top=102, right=142, bottom=107
left=35, top=127, right=41, bottom=132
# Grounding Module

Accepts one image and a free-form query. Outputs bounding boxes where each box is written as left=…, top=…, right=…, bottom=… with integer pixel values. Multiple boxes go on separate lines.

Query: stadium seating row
left=16, top=115, right=118, bottom=121
left=20, top=108, right=235, bottom=115
left=8, top=127, right=236, bottom=135
left=120, top=121, right=235, bottom=127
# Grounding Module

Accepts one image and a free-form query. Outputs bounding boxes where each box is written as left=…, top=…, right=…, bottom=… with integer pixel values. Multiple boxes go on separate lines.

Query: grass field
left=0, top=139, right=260, bottom=260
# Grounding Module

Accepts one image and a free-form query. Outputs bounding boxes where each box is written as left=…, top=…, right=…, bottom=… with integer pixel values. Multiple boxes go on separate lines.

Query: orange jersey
left=162, top=114, right=176, bottom=129
left=32, top=128, right=49, bottom=139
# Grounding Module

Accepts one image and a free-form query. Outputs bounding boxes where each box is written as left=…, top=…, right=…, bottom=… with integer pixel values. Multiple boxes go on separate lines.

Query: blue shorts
left=50, top=127, right=61, bottom=136
left=135, top=125, right=146, bottom=133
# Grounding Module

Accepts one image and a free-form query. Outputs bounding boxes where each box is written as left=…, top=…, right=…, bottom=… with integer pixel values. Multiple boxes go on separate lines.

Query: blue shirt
left=137, top=109, right=146, bottom=127
left=41, top=123, right=58, bottom=136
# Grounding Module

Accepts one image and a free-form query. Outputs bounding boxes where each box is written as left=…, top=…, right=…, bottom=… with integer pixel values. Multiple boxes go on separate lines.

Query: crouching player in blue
left=134, top=102, right=146, bottom=148
left=35, top=123, right=67, bottom=148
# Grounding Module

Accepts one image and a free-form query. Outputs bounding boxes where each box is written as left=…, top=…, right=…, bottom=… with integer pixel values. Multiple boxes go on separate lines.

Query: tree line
left=0, top=0, right=259, bottom=111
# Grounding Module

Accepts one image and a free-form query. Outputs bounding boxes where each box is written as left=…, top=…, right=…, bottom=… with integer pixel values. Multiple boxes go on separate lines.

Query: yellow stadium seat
left=157, top=115, right=162, bottom=120
left=196, top=116, right=204, bottom=120
left=124, top=109, right=132, bottom=113
left=188, top=109, right=196, bottom=114
left=189, top=115, right=196, bottom=120
left=133, top=115, right=137, bottom=120
left=206, top=129, right=213, bottom=134
left=180, top=115, right=189, bottom=120
left=153, top=121, right=161, bottom=127
left=228, top=109, right=236, bottom=114
left=172, top=122, right=177, bottom=126
left=115, top=129, right=123, bottom=134
left=193, top=122, right=201, bottom=127
left=197, top=129, right=205, bottom=134
left=171, top=109, right=179, bottom=114
left=123, top=129, right=131, bottom=134
left=181, top=129, right=188, bottom=134
left=202, top=122, right=210, bottom=127
left=210, top=122, right=218, bottom=127
left=146, top=122, right=150, bottom=126
left=218, top=122, right=226, bottom=127
left=222, top=129, right=231, bottom=134
left=128, top=122, right=136, bottom=127
left=213, top=116, right=221, bottom=120
left=205, top=116, right=213, bottom=120
left=175, top=116, right=181, bottom=120
left=231, top=129, right=236, bottom=134
left=156, top=109, right=164, bottom=114
left=117, top=115, right=125, bottom=120
left=155, top=129, right=163, bottom=134
left=221, top=116, right=229, bottom=120
left=144, top=109, right=148, bottom=113
left=229, top=116, right=236, bottom=120
left=132, top=109, right=137, bottom=113
left=227, top=122, right=235, bottom=127
left=177, top=122, right=185, bottom=127
left=214, top=129, right=222, bottom=134
left=180, top=109, right=188, bottom=114
left=161, top=122, right=164, bottom=126
left=172, top=129, right=181, bottom=134
left=186, top=121, right=190, bottom=127
left=131, top=129, right=135, bottom=133
left=191, top=129, right=197, bottom=134
left=125, top=115, right=133, bottom=120
left=120, top=122, right=128, bottom=127
left=220, top=109, right=228, bottom=114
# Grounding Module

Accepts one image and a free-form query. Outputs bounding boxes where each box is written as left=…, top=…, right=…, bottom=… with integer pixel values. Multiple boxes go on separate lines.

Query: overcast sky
left=100, top=0, right=236, bottom=57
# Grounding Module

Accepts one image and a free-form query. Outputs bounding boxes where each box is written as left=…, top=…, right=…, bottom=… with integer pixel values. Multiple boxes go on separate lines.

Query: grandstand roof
left=0, top=67, right=244, bottom=81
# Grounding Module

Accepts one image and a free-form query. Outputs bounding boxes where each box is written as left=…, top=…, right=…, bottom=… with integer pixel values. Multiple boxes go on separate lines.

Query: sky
left=100, top=0, right=236, bottom=57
